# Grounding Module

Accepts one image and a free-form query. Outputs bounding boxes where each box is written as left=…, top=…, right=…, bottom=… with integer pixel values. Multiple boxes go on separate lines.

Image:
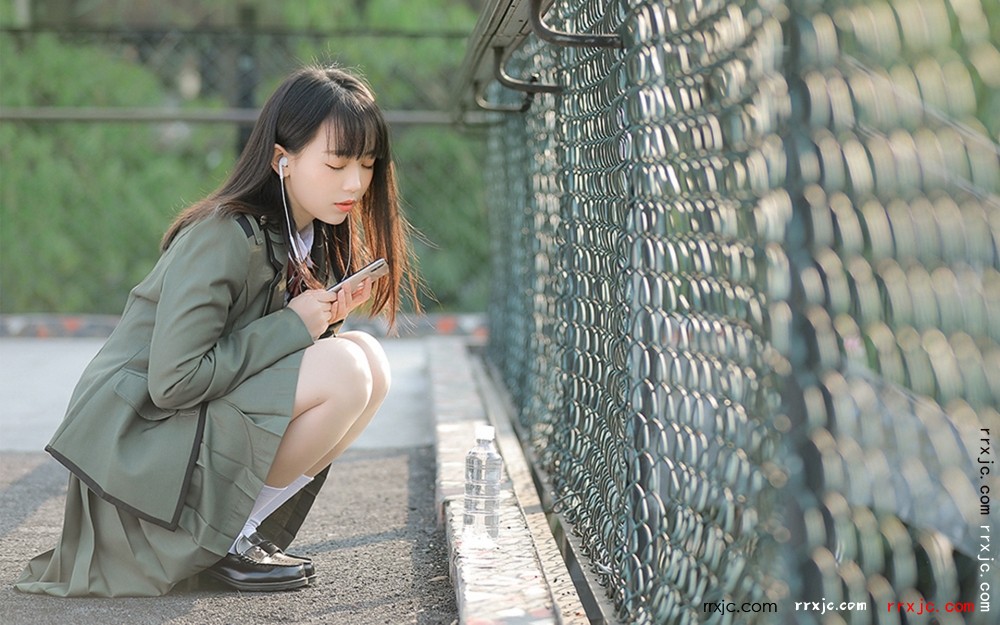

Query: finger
left=351, top=278, right=371, bottom=300
left=340, top=283, right=354, bottom=309
left=329, top=296, right=347, bottom=325
left=313, top=289, right=337, bottom=303
left=330, top=291, right=344, bottom=311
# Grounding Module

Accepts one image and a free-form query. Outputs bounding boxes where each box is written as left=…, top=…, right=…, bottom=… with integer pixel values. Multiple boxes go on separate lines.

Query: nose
left=343, top=163, right=363, bottom=193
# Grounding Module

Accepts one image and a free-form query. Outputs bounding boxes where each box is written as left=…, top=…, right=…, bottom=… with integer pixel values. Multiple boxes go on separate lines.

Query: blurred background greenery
left=0, top=0, right=489, bottom=314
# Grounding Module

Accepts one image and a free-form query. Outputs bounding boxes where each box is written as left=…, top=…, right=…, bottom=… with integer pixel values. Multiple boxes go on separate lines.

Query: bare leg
left=264, top=337, right=373, bottom=487
left=227, top=334, right=389, bottom=556
left=303, top=331, right=391, bottom=476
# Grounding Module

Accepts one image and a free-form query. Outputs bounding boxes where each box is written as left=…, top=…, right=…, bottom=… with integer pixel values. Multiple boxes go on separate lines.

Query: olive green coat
left=16, top=212, right=335, bottom=597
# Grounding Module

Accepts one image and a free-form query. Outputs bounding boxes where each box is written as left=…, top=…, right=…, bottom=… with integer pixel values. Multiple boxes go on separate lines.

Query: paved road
left=0, top=336, right=457, bottom=625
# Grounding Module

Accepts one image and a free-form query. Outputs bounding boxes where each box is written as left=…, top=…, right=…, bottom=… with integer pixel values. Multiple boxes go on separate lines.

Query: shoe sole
left=205, top=569, right=310, bottom=592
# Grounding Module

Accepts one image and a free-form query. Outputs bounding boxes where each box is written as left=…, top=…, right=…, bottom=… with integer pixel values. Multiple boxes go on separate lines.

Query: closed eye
left=327, top=159, right=375, bottom=170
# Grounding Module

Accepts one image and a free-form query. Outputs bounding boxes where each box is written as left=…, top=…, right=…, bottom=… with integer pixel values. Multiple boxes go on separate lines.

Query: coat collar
left=257, top=217, right=289, bottom=313
left=258, top=216, right=332, bottom=311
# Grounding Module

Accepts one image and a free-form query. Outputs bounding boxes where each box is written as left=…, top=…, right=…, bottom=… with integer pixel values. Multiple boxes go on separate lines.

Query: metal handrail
left=452, top=0, right=620, bottom=115
left=528, top=0, right=621, bottom=49
left=453, top=0, right=551, bottom=116
left=0, top=107, right=475, bottom=126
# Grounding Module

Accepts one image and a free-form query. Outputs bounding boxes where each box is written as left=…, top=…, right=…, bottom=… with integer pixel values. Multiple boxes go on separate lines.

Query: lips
left=335, top=200, right=355, bottom=212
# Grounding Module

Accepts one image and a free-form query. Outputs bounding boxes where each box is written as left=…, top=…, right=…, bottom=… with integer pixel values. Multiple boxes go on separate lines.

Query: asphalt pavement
left=0, top=335, right=459, bottom=625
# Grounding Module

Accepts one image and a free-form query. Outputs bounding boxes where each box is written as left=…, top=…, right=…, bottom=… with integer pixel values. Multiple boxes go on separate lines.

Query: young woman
left=14, top=65, right=418, bottom=596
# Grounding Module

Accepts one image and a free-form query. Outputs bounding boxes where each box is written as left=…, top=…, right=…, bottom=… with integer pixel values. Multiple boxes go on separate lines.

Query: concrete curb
left=427, top=337, right=586, bottom=625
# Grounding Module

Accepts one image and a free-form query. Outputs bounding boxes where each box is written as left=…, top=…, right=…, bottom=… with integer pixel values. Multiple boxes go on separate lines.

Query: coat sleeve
left=147, top=217, right=314, bottom=410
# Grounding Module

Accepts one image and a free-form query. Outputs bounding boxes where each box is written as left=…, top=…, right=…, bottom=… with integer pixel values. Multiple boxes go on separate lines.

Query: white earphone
left=277, top=154, right=309, bottom=264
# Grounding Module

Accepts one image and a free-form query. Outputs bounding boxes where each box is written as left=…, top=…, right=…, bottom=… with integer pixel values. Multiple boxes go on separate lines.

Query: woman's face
left=280, top=121, right=375, bottom=230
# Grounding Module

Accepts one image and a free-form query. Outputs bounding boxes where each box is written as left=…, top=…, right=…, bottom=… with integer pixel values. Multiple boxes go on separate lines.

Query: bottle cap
left=475, top=424, right=495, bottom=441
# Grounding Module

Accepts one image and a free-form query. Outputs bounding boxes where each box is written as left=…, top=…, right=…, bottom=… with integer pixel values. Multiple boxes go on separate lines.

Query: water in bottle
left=464, top=424, right=503, bottom=542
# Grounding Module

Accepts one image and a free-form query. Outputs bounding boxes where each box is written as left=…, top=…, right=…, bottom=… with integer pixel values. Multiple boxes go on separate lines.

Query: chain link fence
left=482, top=0, right=1000, bottom=623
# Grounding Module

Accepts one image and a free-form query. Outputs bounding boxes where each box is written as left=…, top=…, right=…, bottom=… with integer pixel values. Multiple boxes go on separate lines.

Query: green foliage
left=394, top=125, right=490, bottom=311
left=0, top=34, right=233, bottom=313
left=0, top=1, right=490, bottom=314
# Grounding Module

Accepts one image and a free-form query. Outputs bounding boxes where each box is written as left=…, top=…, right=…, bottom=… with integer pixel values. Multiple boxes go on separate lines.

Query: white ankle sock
left=229, top=475, right=314, bottom=554
left=253, top=474, right=314, bottom=525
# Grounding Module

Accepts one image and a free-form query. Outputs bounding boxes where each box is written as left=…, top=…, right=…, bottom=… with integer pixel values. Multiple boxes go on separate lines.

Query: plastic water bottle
left=464, top=424, right=503, bottom=541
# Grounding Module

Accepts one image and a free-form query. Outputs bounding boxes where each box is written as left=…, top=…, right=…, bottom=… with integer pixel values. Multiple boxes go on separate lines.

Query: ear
left=272, top=145, right=289, bottom=176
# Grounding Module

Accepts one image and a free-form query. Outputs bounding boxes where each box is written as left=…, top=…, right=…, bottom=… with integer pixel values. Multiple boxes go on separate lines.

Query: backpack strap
left=233, top=214, right=274, bottom=268
left=235, top=213, right=255, bottom=238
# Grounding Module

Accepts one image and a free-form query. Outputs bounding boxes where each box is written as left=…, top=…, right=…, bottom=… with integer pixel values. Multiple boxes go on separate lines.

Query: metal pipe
left=0, top=107, right=468, bottom=125
left=528, top=0, right=622, bottom=49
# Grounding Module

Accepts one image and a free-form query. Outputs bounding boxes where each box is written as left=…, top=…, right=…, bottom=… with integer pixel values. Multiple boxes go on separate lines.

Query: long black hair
left=162, top=65, right=418, bottom=325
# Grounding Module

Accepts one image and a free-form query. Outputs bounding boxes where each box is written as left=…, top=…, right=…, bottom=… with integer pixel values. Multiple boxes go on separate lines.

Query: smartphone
left=327, top=258, right=389, bottom=294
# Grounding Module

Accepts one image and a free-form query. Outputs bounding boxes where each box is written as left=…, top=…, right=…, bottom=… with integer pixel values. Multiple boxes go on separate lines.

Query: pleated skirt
left=13, top=351, right=303, bottom=597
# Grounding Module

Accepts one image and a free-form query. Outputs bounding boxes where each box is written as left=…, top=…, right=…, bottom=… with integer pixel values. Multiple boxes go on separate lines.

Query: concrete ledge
left=428, top=337, right=583, bottom=624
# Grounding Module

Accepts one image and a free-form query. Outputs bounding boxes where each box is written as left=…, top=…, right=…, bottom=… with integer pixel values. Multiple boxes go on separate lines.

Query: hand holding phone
left=327, top=258, right=389, bottom=295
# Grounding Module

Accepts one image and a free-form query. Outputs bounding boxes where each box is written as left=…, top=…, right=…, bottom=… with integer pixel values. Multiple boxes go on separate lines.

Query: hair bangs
left=326, top=100, right=389, bottom=161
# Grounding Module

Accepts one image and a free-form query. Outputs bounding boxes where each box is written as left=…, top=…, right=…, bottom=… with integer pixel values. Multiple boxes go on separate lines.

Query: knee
left=338, top=331, right=391, bottom=396
left=312, top=338, right=374, bottom=413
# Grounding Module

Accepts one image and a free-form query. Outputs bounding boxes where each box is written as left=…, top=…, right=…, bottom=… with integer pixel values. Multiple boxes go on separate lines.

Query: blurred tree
left=0, top=32, right=233, bottom=313
left=0, top=0, right=490, bottom=314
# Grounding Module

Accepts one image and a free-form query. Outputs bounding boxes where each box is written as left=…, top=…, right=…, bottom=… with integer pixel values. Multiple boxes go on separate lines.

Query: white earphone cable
left=278, top=161, right=306, bottom=265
